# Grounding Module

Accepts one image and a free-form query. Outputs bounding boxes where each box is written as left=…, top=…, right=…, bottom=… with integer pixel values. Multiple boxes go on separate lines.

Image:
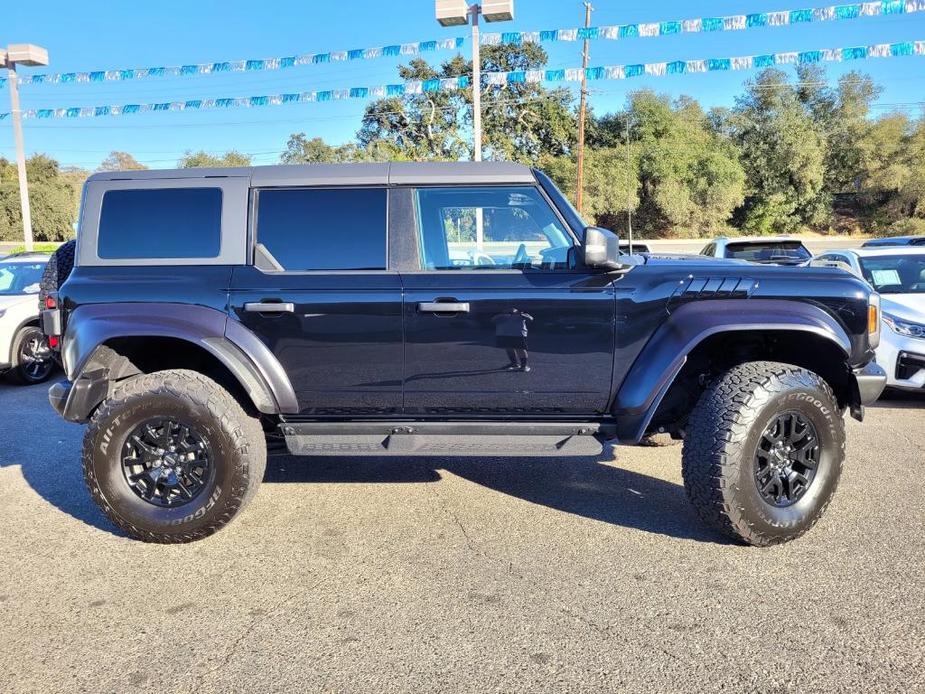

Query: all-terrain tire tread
left=82, top=369, right=266, bottom=543
left=38, top=239, right=76, bottom=308
left=681, top=361, right=845, bottom=547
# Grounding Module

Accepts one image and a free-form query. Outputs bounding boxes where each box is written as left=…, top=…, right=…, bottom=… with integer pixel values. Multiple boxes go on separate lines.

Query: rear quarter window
left=97, top=187, right=223, bottom=259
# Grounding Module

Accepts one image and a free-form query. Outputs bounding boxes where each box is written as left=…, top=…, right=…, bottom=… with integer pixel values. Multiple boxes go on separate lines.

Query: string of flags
left=1, top=1, right=922, bottom=89
left=482, top=0, right=925, bottom=45
left=0, top=38, right=465, bottom=88
left=3, top=40, right=922, bottom=121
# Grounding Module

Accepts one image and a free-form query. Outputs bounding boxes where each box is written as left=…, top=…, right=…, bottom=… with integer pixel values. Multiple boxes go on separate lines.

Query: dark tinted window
left=98, top=188, right=222, bottom=259
left=257, top=188, right=387, bottom=271
left=725, top=241, right=811, bottom=264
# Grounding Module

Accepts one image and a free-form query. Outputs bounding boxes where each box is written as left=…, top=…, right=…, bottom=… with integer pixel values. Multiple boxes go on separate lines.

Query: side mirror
left=582, top=226, right=623, bottom=270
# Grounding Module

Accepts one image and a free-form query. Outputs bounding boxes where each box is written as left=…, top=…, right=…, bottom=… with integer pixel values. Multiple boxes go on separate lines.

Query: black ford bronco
left=41, top=162, right=886, bottom=545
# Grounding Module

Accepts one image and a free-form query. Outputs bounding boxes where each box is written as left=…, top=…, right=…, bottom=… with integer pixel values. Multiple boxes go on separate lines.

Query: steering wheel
left=512, top=243, right=531, bottom=267
left=472, top=252, right=496, bottom=266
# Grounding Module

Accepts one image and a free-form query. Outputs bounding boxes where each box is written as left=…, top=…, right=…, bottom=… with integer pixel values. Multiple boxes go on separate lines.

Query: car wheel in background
left=5, top=325, right=55, bottom=385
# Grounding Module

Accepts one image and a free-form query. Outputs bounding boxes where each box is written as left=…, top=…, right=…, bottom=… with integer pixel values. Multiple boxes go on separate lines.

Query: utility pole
left=2, top=44, right=49, bottom=252
left=436, top=1, right=514, bottom=162
left=575, top=2, right=592, bottom=214
left=625, top=114, right=633, bottom=252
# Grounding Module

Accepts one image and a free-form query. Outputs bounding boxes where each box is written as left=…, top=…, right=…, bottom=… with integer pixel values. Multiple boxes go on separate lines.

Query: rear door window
left=98, top=188, right=222, bottom=259
left=255, top=188, right=387, bottom=271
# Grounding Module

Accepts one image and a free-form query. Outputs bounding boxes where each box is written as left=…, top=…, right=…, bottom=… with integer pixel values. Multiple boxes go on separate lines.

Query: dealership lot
left=0, top=380, right=922, bottom=693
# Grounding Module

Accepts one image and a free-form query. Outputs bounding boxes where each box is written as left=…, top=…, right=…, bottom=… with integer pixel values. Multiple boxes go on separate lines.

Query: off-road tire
left=82, top=369, right=266, bottom=543
left=5, top=325, right=55, bottom=385
left=682, top=361, right=845, bottom=547
left=38, top=239, right=76, bottom=309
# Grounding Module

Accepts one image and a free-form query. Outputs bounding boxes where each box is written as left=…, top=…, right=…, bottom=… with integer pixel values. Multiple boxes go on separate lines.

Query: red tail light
left=45, top=296, right=57, bottom=309
left=48, top=336, right=60, bottom=348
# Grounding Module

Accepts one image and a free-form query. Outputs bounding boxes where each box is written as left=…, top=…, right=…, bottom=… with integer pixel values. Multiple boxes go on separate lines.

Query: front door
left=228, top=187, right=403, bottom=416
left=401, top=185, right=615, bottom=416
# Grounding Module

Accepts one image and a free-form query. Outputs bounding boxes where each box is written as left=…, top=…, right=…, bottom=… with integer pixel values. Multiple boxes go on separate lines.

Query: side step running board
left=280, top=421, right=615, bottom=457
left=284, top=434, right=605, bottom=457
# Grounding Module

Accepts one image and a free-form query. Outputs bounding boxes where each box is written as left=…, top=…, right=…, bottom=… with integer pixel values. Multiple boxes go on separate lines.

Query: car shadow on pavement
left=266, top=450, right=731, bottom=545
left=0, top=381, right=129, bottom=536
left=3, top=377, right=725, bottom=544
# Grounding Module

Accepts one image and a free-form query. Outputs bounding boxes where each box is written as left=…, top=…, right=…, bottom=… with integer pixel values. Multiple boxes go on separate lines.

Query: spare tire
left=38, top=239, right=76, bottom=309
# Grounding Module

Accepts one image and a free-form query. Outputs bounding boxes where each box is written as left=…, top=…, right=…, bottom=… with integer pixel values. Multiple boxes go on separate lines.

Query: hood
left=881, top=294, right=925, bottom=322
left=643, top=254, right=751, bottom=267
left=0, top=293, right=38, bottom=312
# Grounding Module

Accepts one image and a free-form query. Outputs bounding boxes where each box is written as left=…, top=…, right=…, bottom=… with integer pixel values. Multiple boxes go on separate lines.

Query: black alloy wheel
left=7, top=326, right=54, bottom=384
left=122, top=418, right=213, bottom=508
left=754, top=412, right=819, bottom=507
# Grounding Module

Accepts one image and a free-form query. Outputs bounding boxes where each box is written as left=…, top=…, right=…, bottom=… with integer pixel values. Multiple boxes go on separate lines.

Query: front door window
left=414, top=186, right=574, bottom=271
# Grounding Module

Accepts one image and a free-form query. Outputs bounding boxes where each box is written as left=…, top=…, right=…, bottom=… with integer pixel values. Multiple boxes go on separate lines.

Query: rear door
left=399, top=185, right=616, bottom=416
left=228, top=187, right=403, bottom=416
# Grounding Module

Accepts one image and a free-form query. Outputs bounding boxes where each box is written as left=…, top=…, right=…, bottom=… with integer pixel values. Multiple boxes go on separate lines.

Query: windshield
left=0, top=261, right=45, bottom=296
left=859, top=255, right=925, bottom=294
left=725, top=242, right=811, bottom=263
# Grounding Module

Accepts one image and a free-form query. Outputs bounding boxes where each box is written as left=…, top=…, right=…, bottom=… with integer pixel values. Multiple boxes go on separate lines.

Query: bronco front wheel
left=82, top=369, right=266, bottom=543
left=682, top=361, right=845, bottom=547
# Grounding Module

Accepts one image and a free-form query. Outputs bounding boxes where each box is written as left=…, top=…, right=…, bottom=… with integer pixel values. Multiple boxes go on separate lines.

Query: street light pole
left=436, top=0, right=513, bottom=162
left=2, top=44, right=49, bottom=253
left=470, top=4, right=482, bottom=162
left=6, top=63, right=34, bottom=251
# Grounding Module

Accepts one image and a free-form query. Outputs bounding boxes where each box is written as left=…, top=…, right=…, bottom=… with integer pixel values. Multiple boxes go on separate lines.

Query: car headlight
left=883, top=313, right=925, bottom=339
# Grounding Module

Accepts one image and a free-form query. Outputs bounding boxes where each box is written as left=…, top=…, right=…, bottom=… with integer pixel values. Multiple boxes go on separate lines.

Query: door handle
left=418, top=301, right=470, bottom=313
left=244, top=302, right=295, bottom=313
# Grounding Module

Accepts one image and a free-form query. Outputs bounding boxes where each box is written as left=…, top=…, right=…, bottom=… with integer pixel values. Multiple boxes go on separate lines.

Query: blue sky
left=4, top=0, right=925, bottom=170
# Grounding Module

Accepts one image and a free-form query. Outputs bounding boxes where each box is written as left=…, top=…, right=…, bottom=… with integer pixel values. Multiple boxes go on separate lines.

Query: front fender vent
left=674, top=276, right=758, bottom=299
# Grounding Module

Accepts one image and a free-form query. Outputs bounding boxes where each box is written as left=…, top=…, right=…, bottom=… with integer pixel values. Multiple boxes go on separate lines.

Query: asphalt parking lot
left=0, top=379, right=923, bottom=693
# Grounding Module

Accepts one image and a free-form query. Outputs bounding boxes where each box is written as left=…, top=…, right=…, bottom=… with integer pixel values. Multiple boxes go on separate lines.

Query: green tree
left=0, top=155, right=78, bottom=242
left=590, top=91, right=744, bottom=236
left=357, top=56, right=470, bottom=160
left=540, top=146, right=639, bottom=232
left=796, top=65, right=880, bottom=194
left=98, top=151, right=148, bottom=172
left=730, top=69, right=829, bottom=233
left=355, top=44, right=576, bottom=163
left=479, top=43, right=576, bottom=163
left=178, top=150, right=252, bottom=168
left=280, top=135, right=375, bottom=164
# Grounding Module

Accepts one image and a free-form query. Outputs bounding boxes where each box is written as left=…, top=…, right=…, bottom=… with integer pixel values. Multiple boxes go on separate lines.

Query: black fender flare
left=612, top=299, right=853, bottom=443
left=61, top=303, right=298, bottom=418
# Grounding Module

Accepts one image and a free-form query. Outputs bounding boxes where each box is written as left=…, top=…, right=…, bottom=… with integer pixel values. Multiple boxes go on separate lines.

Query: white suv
left=0, top=252, right=55, bottom=385
left=812, top=247, right=925, bottom=392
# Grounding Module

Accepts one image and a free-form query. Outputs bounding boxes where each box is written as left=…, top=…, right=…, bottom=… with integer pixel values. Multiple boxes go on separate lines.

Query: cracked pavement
left=0, top=381, right=923, bottom=693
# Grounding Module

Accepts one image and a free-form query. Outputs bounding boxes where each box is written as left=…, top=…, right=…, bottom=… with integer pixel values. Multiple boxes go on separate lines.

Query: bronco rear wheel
left=82, top=369, right=266, bottom=543
left=682, top=361, right=845, bottom=547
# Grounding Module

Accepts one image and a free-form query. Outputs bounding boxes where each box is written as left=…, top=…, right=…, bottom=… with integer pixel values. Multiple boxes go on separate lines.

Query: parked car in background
left=619, top=240, right=650, bottom=254
left=0, top=252, right=55, bottom=384
left=700, top=237, right=812, bottom=266
left=812, top=247, right=925, bottom=392
left=862, top=235, right=925, bottom=248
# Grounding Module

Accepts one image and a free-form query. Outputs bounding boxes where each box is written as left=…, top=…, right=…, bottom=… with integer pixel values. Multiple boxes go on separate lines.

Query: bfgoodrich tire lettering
left=82, top=369, right=266, bottom=543
left=682, top=361, right=845, bottom=547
